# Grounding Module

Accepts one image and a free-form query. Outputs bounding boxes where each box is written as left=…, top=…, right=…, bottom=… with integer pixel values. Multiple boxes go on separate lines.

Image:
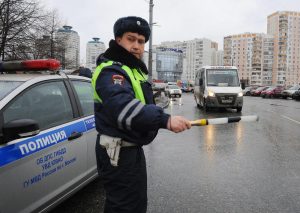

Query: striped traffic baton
left=190, top=115, right=259, bottom=126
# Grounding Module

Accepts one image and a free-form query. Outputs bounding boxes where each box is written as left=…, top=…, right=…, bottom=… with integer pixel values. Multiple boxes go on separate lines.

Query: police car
left=0, top=59, right=97, bottom=213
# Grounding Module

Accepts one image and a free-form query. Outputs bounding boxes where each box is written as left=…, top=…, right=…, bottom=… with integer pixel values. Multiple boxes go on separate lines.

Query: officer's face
left=116, top=32, right=145, bottom=59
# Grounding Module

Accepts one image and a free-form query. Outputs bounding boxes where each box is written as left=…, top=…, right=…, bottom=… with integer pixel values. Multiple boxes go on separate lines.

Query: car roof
left=0, top=73, right=90, bottom=82
left=0, top=74, right=49, bottom=81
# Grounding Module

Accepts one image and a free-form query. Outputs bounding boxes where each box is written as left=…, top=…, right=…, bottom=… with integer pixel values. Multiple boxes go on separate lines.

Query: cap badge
left=137, top=21, right=141, bottom=25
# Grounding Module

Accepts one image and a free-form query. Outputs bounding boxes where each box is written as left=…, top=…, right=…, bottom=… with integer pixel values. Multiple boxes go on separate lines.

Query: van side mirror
left=199, top=79, right=203, bottom=86
left=241, top=82, right=245, bottom=90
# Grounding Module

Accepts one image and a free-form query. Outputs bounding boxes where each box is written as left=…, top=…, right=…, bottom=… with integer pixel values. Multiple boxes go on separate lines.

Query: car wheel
left=237, top=107, right=242, bottom=112
left=246, top=91, right=250, bottom=96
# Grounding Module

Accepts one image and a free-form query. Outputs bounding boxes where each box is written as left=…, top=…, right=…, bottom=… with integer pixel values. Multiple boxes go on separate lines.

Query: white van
left=194, top=66, right=244, bottom=112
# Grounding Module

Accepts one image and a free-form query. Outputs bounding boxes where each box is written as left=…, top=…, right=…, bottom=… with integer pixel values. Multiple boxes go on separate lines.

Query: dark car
left=292, top=89, right=300, bottom=100
left=261, top=85, right=284, bottom=98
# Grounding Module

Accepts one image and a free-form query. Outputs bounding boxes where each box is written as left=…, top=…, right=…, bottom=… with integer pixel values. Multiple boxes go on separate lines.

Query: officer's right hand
left=167, top=116, right=191, bottom=133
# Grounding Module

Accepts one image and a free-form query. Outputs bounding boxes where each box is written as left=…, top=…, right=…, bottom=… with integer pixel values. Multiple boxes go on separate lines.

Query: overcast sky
left=42, top=0, right=300, bottom=62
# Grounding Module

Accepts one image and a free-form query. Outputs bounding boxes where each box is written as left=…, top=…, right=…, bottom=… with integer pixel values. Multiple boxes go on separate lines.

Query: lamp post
left=148, top=0, right=154, bottom=82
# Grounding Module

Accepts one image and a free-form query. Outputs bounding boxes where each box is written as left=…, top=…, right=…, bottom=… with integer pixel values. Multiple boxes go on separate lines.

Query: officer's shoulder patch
left=112, top=74, right=124, bottom=85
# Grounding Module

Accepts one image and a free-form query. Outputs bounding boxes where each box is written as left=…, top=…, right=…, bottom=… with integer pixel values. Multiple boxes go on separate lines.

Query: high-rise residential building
left=224, top=33, right=274, bottom=86
left=55, top=26, right=80, bottom=70
left=267, top=11, right=300, bottom=86
left=86, top=38, right=106, bottom=70
left=212, top=50, right=224, bottom=66
left=159, top=38, right=218, bottom=81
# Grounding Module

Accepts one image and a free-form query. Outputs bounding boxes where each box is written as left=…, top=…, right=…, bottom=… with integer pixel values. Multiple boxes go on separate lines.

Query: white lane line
left=281, top=115, right=300, bottom=125
left=268, top=110, right=300, bottom=125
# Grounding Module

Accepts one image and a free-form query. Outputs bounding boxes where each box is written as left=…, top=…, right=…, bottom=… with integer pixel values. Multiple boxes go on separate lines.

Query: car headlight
left=238, top=92, right=243, bottom=97
left=208, top=90, right=215, bottom=97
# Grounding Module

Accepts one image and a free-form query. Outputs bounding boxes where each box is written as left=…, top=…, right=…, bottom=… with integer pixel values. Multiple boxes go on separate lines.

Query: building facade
left=55, top=26, right=80, bottom=70
left=86, top=38, right=106, bottom=71
left=155, top=47, right=183, bottom=82
left=224, top=33, right=274, bottom=86
left=267, top=11, right=300, bottom=86
left=159, top=38, right=218, bottom=81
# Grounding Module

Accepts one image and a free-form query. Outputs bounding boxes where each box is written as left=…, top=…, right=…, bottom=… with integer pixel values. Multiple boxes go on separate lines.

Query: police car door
left=0, top=80, right=87, bottom=213
left=70, top=79, right=97, bottom=175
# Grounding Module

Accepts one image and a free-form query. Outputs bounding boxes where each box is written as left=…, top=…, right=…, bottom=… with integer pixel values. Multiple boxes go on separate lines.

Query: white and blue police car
left=0, top=59, right=97, bottom=213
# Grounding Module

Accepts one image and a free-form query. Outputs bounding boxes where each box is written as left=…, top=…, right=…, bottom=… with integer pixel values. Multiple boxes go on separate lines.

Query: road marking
left=269, top=110, right=300, bottom=125
left=281, top=115, right=300, bottom=125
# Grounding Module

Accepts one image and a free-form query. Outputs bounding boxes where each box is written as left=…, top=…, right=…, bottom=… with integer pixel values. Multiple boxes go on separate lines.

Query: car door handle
left=68, top=132, right=83, bottom=141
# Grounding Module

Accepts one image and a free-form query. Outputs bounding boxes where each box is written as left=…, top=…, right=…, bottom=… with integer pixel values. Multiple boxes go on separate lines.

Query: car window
left=0, top=81, right=23, bottom=100
left=3, top=81, right=73, bottom=130
left=71, top=80, right=94, bottom=116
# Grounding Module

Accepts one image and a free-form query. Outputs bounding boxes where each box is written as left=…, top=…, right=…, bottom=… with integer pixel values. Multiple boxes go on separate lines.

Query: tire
left=203, top=99, right=209, bottom=112
left=237, top=107, right=242, bottom=112
left=246, top=91, right=250, bottom=96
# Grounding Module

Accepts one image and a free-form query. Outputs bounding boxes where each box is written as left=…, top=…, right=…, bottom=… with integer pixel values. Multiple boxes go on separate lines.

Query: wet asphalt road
left=52, top=94, right=300, bottom=213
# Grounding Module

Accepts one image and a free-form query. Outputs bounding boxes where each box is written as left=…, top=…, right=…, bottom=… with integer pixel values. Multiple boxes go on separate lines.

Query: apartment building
left=55, top=26, right=80, bottom=70
left=224, top=33, right=274, bottom=86
left=86, top=38, right=106, bottom=70
left=212, top=50, right=224, bottom=66
left=268, top=11, right=300, bottom=86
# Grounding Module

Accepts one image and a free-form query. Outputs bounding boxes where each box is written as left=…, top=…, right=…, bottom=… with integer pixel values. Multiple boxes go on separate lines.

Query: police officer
left=93, top=16, right=191, bottom=213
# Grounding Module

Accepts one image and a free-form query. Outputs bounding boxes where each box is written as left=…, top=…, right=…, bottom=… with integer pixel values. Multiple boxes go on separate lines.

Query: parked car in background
left=0, top=59, right=97, bottom=213
left=251, top=86, right=269, bottom=96
left=281, top=85, right=300, bottom=99
left=165, top=85, right=182, bottom=98
left=292, top=89, right=300, bottom=100
left=180, top=81, right=194, bottom=93
left=261, top=85, right=284, bottom=98
left=243, top=85, right=258, bottom=96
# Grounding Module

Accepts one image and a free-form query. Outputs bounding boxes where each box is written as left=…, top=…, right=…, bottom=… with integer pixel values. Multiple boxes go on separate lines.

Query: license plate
left=221, top=99, right=232, bottom=103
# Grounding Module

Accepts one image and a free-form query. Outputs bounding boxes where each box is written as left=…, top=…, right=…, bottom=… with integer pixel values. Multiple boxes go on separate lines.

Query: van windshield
left=206, top=69, right=240, bottom=87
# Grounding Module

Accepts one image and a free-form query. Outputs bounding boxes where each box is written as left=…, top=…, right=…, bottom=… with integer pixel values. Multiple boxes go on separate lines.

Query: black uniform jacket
left=94, top=40, right=170, bottom=145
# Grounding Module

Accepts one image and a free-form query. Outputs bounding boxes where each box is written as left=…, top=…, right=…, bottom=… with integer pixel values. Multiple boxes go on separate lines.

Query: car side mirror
left=2, top=119, right=40, bottom=144
left=199, top=79, right=203, bottom=86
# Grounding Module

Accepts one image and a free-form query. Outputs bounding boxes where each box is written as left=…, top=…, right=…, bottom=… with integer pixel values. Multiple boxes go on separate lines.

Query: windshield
left=0, top=81, right=23, bottom=100
left=168, top=85, right=179, bottom=89
left=206, top=69, right=240, bottom=87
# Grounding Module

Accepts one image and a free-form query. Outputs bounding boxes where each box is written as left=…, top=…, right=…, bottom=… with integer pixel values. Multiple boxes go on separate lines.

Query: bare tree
left=0, top=0, right=45, bottom=60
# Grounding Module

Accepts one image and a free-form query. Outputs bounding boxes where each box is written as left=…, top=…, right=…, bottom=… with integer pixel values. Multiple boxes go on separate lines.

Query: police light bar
left=0, top=59, right=60, bottom=72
